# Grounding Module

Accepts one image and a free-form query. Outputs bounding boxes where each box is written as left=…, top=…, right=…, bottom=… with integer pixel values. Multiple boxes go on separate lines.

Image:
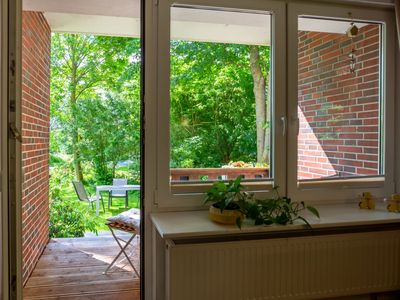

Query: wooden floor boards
left=23, top=234, right=140, bottom=300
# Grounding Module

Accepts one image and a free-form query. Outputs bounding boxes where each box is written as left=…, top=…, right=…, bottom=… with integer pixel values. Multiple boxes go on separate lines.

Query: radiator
left=165, top=230, right=400, bottom=300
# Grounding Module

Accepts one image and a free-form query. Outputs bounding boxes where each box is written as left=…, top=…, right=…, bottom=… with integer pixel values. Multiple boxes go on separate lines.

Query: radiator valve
left=359, top=192, right=375, bottom=210
left=387, top=194, right=400, bottom=213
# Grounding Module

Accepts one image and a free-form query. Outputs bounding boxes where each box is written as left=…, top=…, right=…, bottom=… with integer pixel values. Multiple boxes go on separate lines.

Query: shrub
left=49, top=164, right=99, bottom=238
left=49, top=153, right=65, bottom=167
left=49, top=198, right=99, bottom=238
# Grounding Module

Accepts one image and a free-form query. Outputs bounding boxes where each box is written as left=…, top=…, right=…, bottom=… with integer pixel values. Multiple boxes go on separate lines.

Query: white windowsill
left=151, top=203, right=400, bottom=239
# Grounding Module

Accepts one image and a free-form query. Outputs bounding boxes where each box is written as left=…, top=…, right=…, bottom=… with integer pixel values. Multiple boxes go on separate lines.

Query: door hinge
left=9, top=123, right=22, bottom=142
left=153, top=189, right=159, bottom=206
left=10, top=59, right=16, bottom=76
left=11, top=274, right=17, bottom=293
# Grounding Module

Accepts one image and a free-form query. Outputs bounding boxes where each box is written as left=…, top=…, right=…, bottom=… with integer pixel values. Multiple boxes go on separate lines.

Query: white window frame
left=287, top=2, right=396, bottom=203
left=156, top=0, right=286, bottom=208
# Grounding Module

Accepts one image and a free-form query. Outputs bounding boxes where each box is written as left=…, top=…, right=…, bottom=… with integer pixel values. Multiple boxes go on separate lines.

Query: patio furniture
left=108, top=178, right=129, bottom=209
left=72, top=181, right=105, bottom=213
left=95, top=184, right=140, bottom=215
left=104, top=208, right=140, bottom=277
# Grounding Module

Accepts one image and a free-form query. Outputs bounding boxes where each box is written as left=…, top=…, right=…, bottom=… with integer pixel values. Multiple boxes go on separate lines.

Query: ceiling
left=23, top=0, right=369, bottom=45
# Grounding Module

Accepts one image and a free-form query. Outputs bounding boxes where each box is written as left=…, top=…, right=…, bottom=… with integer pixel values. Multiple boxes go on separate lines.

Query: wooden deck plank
left=26, top=271, right=137, bottom=287
left=24, top=279, right=139, bottom=298
left=29, top=265, right=134, bottom=277
left=23, top=236, right=140, bottom=300
left=24, top=289, right=140, bottom=300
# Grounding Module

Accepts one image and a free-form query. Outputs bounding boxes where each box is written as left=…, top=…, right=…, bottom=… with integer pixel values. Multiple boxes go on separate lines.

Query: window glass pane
left=170, top=7, right=273, bottom=183
left=297, top=17, right=382, bottom=180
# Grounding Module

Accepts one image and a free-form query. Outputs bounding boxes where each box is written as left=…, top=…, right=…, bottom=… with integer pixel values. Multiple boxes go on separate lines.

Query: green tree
left=170, top=41, right=270, bottom=167
left=77, top=93, right=139, bottom=183
left=50, top=33, right=140, bottom=181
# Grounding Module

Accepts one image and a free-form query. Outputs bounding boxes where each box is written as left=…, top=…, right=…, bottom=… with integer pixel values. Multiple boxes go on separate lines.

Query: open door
left=3, top=0, right=24, bottom=299
left=4, top=0, right=145, bottom=298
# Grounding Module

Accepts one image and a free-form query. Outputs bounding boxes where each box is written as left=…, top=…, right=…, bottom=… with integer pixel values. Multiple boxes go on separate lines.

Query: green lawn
left=60, top=184, right=140, bottom=232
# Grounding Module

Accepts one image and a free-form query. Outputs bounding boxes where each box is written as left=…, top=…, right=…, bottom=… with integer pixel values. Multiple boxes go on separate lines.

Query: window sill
left=151, top=202, right=400, bottom=240
left=171, top=180, right=273, bottom=194
left=297, top=176, right=385, bottom=190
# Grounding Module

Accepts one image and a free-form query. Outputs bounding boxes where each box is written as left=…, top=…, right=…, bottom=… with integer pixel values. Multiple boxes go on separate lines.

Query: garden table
left=95, top=185, right=140, bottom=215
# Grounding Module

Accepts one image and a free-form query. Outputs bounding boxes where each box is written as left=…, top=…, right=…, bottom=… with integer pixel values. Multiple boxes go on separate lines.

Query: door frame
left=3, top=0, right=23, bottom=298
left=140, top=0, right=146, bottom=299
left=1, top=0, right=9, bottom=297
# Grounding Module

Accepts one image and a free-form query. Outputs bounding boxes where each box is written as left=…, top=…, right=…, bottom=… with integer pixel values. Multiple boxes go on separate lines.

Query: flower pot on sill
left=209, top=204, right=243, bottom=225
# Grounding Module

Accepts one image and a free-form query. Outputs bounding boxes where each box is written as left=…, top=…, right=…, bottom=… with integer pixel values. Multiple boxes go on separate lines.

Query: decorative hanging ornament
left=346, top=22, right=359, bottom=38
left=346, top=13, right=359, bottom=74
left=349, top=48, right=356, bottom=74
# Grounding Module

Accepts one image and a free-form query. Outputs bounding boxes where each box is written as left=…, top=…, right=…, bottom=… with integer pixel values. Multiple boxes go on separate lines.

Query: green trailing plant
left=205, top=176, right=320, bottom=229
left=244, top=186, right=320, bottom=229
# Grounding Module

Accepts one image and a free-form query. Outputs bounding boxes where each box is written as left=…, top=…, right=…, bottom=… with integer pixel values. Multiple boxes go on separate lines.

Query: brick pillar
left=21, top=11, right=51, bottom=284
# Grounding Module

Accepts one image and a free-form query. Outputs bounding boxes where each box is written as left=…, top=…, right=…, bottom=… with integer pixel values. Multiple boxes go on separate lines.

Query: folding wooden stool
left=104, top=221, right=140, bottom=278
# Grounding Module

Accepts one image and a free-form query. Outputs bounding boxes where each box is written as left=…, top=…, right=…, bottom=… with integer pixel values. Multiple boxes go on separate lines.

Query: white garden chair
left=108, top=178, right=129, bottom=209
left=72, top=181, right=105, bottom=213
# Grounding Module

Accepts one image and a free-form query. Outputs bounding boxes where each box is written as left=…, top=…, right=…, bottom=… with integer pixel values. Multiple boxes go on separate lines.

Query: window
left=155, top=0, right=395, bottom=206
left=169, top=7, right=273, bottom=184
left=297, top=18, right=383, bottom=180
left=287, top=2, right=395, bottom=202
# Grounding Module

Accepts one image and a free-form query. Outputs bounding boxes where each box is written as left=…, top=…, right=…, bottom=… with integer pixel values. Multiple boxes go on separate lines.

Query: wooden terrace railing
left=170, top=167, right=269, bottom=182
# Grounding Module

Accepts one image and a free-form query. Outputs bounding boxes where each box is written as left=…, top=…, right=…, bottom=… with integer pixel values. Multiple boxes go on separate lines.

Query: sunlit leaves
left=170, top=41, right=270, bottom=168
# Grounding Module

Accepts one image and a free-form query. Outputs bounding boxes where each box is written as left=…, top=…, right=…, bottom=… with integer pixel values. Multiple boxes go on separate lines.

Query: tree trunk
left=249, top=45, right=269, bottom=164
left=71, top=98, right=84, bottom=182
left=261, top=72, right=271, bottom=164
left=73, top=139, right=83, bottom=182
left=70, top=43, right=84, bottom=181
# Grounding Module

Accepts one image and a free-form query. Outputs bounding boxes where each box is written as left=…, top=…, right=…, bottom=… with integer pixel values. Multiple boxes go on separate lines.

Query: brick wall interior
left=298, top=24, right=380, bottom=179
left=21, top=11, right=51, bottom=284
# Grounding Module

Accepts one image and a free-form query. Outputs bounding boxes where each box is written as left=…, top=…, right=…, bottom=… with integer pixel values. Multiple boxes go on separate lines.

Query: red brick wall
left=21, top=11, right=51, bottom=284
left=298, top=24, right=380, bottom=179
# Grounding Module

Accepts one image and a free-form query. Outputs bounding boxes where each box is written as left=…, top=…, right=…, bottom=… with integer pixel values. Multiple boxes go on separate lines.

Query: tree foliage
left=170, top=41, right=270, bottom=168
left=50, top=33, right=270, bottom=183
left=50, top=33, right=140, bottom=183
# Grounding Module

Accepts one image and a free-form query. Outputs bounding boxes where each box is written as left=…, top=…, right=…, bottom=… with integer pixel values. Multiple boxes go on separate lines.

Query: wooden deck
left=23, top=233, right=140, bottom=300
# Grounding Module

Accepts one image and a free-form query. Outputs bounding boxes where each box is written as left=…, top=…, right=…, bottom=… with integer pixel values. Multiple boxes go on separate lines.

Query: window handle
left=281, top=116, right=286, bottom=136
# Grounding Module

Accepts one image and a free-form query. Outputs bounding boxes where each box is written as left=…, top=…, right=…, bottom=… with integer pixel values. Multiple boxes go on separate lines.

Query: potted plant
left=204, top=176, right=247, bottom=225
left=205, top=176, right=320, bottom=228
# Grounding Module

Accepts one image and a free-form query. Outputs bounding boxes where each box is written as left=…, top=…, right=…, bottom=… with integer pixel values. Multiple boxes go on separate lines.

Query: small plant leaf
left=297, top=216, right=312, bottom=229
left=263, top=219, right=273, bottom=225
left=306, top=206, right=320, bottom=218
left=236, top=216, right=242, bottom=229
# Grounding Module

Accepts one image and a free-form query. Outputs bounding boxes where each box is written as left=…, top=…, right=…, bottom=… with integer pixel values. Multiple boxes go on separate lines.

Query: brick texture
left=21, top=11, right=51, bottom=284
left=297, top=24, right=381, bottom=179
